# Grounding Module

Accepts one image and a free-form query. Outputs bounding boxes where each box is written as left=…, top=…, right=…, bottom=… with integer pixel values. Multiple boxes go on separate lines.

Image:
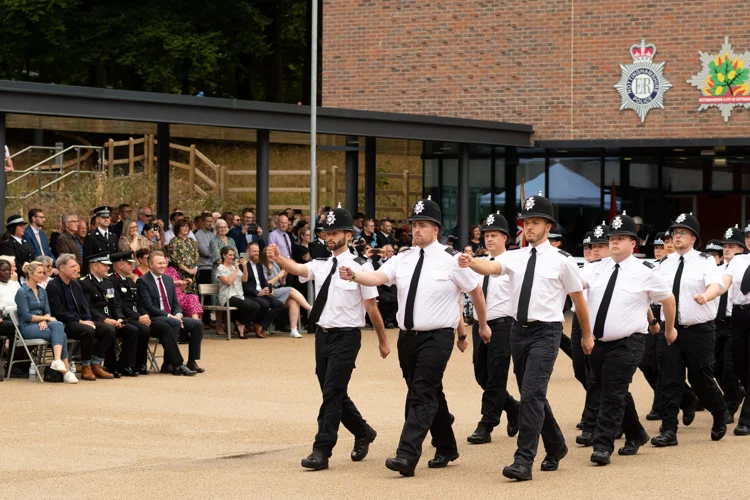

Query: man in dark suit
left=0, top=215, right=36, bottom=279
left=243, top=242, right=284, bottom=338
left=136, top=250, right=204, bottom=374
left=309, top=227, right=332, bottom=260
left=24, top=208, right=53, bottom=259
left=82, top=206, right=118, bottom=274
left=56, top=213, right=84, bottom=266
left=375, top=219, right=395, bottom=249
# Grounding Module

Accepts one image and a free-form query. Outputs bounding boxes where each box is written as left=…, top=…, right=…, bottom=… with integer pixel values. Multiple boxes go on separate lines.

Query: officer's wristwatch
left=458, top=335, right=467, bottom=341
left=649, top=319, right=659, bottom=326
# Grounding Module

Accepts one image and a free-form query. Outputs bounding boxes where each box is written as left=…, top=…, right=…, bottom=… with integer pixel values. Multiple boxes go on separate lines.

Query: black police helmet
left=721, top=225, right=744, bottom=247
left=481, top=211, right=510, bottom=236
left=320, top=203, right=354, bottom=232
left=590, top=221, right=610, bottom=245
left=608, top=212, right=638, bottom=239
left=669, top=213, right=701, bottom=249
left=519, top=192, right=556, bottom=223
left=408, top=196, right=442, bottom=227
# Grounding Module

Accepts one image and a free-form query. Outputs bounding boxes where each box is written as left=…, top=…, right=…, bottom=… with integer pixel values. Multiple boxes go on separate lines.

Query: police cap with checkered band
left=590, top=221, right=611, bottom=244
left=481, top=211, right=510, bottom=236
left=408, top=196, right=442, bottom=227
left=669, top=212, right=701, bottom=249
left=579, top=231, right=593, bottom=248
left=519, top=192, right=556, bottom=223
left=608, top=212, right=638, bottom=239
left=319, top=203, right=354, bottom=232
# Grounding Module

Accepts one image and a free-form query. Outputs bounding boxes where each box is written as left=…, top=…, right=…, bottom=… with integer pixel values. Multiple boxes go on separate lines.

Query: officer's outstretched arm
left=457, top=253, right=502, bottom=275
left=267, top=244, right=309, bottom=278
left=721, top=274, right=732, bottom=295
left=340, top=267, right=389, bottom=287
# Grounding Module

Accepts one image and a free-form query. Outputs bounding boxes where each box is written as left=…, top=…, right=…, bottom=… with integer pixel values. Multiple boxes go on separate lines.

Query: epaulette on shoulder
left=353, top=256, right=367, bottom=265
left=643, top=261, right=655, bottom=269
left=558, top=249, right=571, bottom=257
left=445, top=247, right=459, bottom=257
left=658, top=256, right=668, bottom=263
left=315, top=257, right=328, bottom=260
left=589, top=258, right=601, bottom=263
left=81, top=275, right=90, bottom=281
left=699, top=252, right=710, bottom=258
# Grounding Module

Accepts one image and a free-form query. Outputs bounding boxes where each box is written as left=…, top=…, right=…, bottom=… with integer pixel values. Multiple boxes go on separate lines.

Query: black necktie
left=516, top=248, right=537, bottom=325
left=593, top=263, right=619, bottom=339
left=673, top=256, right=684, bottom=325
left=482, top=257, right=495, bottom=298
left=403, top=249, right=425, bottom=331
left=308, top=257, right=338, bottom=327
left=717, top=289, right=728, bottom=321
left=740, top=263, right=750, bottom=295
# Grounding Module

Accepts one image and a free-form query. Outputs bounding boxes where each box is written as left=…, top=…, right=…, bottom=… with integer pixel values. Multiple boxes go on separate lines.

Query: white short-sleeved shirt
left=724, top=254, right=750, bottom=308
left=498, top=240, right=583, bottom=323
left=585, top=255, right=671, bottom=341
left=715, top=261, right=733, bottom=318
left=471, top=254, right=512, bottom=321
left=658, top=249, right=723, bottom=325
left=300, top=250, right=378, bottom=329
left=378, top=240, right=478, bottom=331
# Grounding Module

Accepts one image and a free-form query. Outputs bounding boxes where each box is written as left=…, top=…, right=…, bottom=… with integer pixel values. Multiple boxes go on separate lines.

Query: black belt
left=487, top=317, right=514, bottom=328
left=401, top=327, right=454, bottom=336
left=317, top=327, right=358, bottom=334
left=678, top=321, right=714, bottom=329
left=734, top=303, right=750, bottom=311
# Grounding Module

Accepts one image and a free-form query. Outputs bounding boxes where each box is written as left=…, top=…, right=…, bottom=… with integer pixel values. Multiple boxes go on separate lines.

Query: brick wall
left=322, top=0, right=750, bottom=142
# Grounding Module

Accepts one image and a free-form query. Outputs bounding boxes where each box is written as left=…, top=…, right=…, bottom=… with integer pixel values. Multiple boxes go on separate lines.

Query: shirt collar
left=421, top=239, right=443, bottom=257
left=98, top=227, right=108, bottom=237
left=11, top=235, right=22, bottom=243
left=31, top=226, right=40, bottom=236
left=676, top=248, right=698, bottom=263
left=531, top=239, right=552, bottom=255
left=333, top=250, right=353, bottom=263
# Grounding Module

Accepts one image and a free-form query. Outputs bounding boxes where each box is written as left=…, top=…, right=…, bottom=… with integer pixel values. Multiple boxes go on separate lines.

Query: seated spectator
left=0, top=259, right=20, bottom=372
left=216, top=246, right=260, bottom=339
left=0, top=255, right=18, bottom=281
left=164, top=255, right=204, bottom=321
left=166, top=219, right=200, bottom=294
left=34, top=255, right=55, bottom=288
left=119, top=218, right=153, bottom=253
left=243, top=242, right=285, bottom=338
left=133, top=248, right=150, bottom=277
left=0, top=215, right=36, bottom=280
left=260, top=246, right=311, bottom=339
left=15, top=261, right=77, bottom=383
left=141, top=222, right=164, bottom=250
left=209, top=219, right=237, bottom=336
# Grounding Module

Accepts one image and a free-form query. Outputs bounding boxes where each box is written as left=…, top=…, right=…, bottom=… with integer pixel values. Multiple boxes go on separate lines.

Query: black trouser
left=197, top=269, right=213, bottom=323
left=396, top=328, right=456, bottom=464
left=123, top=319, right=153, bottom=368
left=731, top=307, right=750, bottom=426
left=180, top=317, right=203, bottom=362
left=377, top=289, right=398, bottom=326
left=570, top=315, right=588, bottom=390
left=103, top=321, right=140, bottom=371
left=589, top=334, right=647, bottom=454
left=658, top=322, right=727, bottom=432
left=559, top=333, right=573, bottom=360
left=63, top=321, right=115, bottom=362
left=150, top=316, right=184, bottom=367
left=639, top=330, right=660, bottom=412
left=511, top=321, right=566, bottom=468
left=655, top=330, right=699, bottom=414
left=249, top=295, right=284, bottom=330
left=472, top=318, right=518, bottom=429
left=228, top=296, right=260, bottom=327
left=715, top=319, right=743, bottom=415
left=312, top=328, right=368, bottom=456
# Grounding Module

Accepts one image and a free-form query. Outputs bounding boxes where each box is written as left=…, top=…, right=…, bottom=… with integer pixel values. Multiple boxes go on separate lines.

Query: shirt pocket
left=539, top=267, right=559, bottom=281
left=684, top=267, right=705, bottom=288
left=334, top=279, right=358, bottom=291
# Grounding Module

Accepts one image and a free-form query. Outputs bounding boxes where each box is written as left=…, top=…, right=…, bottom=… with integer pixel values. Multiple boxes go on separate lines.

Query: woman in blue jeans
left=15, top=261, right=78, bottom=383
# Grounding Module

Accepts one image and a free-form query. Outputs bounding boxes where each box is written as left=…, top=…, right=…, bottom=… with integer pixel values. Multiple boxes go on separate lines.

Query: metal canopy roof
left=0, top=80, right=533, bottom=146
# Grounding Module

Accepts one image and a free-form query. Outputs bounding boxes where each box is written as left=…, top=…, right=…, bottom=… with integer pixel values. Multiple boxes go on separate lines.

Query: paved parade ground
left=2, top=324, right=747, bottom=500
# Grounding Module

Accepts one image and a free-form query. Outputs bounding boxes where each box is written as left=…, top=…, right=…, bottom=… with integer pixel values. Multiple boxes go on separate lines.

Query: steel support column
left=256, top=129, right=270, bottom=236
left=345, top=135, right=358, bottom=212
left=457, top=143, right=470, bottom=249
left=364, top=137, right=376, bottom=219
left=156, top=122, right=170, bottom=221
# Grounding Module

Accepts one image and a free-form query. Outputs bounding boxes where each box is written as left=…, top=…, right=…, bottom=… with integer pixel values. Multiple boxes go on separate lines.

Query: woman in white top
left=0, top=259, right=19, bottom=347
left=215, top=246, right=258, bottom=339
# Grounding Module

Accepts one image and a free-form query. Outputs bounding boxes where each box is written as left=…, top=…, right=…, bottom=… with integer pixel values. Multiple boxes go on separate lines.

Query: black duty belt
left=734, top=303, right=750, bottom=311
left=317, top=327, right=358, bottom=334
left=401, top=327, right=454, bottom=336
left=487, top=317, right=514, bottom=328
left=678, top=321, right=714, bottom=329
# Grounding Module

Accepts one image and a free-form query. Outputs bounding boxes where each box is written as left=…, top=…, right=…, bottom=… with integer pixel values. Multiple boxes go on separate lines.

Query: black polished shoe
left=682, top=403, right=697, bottom=426
left=187, top=361, right=205, bottom=373
left=467, top=424, right=492, bottom=444
left=351, top=427, right=377, bottom=462
left=575, top=419, right=584, bottom=430
left=507, top=410, right=519, bottom=438
left=540, top=445, right=567, bottom=471
left=137, top=364, right=149, bottom=375
left=449, top=413, right=455, bottom=425
left=618, top=433, right=650, bottom=456
left=576, top=431, right=593, bottom=447
left=301, top=450, right=329, bottom=471
left=646, top=410, right=661, bottom=421
left=112, top=370, right=122, bottom=379
left=385, top=456, right=415, bottom=477
left=726, top=412, right=735, bottom=425
left=502, top=463, right=532, bottom=481
left=172, top=364, right=197, bottom=376
left=590, top=449, right=611, bottom=465
left=615, top=426, right=624, bottom=440
left=711, top=412, right=728, bottom=441
left=428, top=451, right=459, bottom=468
left=160, top=363, right=174, bottom=374
left=121, top=367, right=139, bottom=377
left=734, top=424, right=750, bottom=436
left=651, top=430, right=678, bottom=447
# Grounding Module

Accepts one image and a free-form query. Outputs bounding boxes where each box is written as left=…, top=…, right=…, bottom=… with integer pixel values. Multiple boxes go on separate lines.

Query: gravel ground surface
left=2, top=325, right=747, bottom=499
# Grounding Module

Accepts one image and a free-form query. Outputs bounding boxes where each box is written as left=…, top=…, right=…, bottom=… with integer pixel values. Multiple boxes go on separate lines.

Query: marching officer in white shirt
left=717, top=226, right=746, bottom=424
left=459, top=194, right=592, bottom=482
left=267, top=204, right=391, bottom=471
left=651, top=213, right=728, bottom=447
left=339, top=196, right=491, bottom=477
left=721, top=222, right=750, bottom=436
left=572, top=230, right=594, bottom=433
left=465, top=212, right=520, bottom=445
left=581, top=213, right=676, bottom=465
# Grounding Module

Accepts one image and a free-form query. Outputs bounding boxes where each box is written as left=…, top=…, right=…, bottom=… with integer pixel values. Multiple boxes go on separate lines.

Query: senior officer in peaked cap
left=82, top=206, right=118, bottom=274
left=465, top=211, right=520, bottom=445
left=651, top=213, right=728, bottom=447
left=459, top=193, right=591, bottom=481
left=340, top=196, right=491, bottom=477
left=0, top=215, right=35, bottom=279
left=720, top=222, right=750, bottom=435
left=579, top=213, right=676, bottom=465
left=268, top=204, right=390, bottom=471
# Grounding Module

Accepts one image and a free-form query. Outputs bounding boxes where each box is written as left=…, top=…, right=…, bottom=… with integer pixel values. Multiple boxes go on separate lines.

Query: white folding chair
left=7, top=307, right=48, bottom=383
left=199, top=284, right=237, bottom=340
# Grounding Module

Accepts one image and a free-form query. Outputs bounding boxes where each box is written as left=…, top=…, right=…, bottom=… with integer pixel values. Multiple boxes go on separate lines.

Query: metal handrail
left=7, top=145, right=103, bottom=185
left=13, top=169, right=99, bottom=200
left=8, top=145, right=61, bottom=160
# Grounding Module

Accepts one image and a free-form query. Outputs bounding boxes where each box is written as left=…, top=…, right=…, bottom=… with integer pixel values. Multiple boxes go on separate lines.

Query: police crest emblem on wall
left=614, top=40, right=672, bottom=122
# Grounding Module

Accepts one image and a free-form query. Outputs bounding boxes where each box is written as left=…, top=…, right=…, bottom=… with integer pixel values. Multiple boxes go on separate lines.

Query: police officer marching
left=652, top=212, right=728, bottom=447
left=267, top=204, right=390, bottom=471
left=580, top=213, right=676, bottom=465
left=465, top=211, right=520, bottom=445
left=339, top=196, right=491, bottom=477
left=459, top=194, right=591, bottom=482
left=82, top=206, right=118, bottom=274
